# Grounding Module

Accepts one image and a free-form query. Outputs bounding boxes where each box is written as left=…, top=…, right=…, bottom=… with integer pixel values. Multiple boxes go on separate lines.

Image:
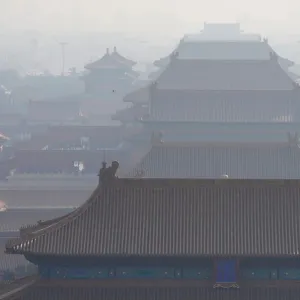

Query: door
left=216, top=259, right=237, bottom=283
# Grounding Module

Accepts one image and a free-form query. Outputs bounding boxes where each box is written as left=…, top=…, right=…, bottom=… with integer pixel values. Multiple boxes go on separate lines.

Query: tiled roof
left=85, top=49, right=131, bottom=70
left=139, top=121, right=300, bottom=142
left=131, top=144, right=300, bottom=178
left=156, top=58, right=295, bottom=90
left=153, top=41, right=292, bottom=65
left=123, top=86, right=150, bottom=104
left=111, top=47, right=136, bottom=67
left=149, top=89, right=298, bottom=122
left=6, top=179, right=300, bottom=257
left=176, top=41, right=271, bottom=60
left=111, top=105, right=148, bottom=122
left=0, top=238, right=27, bottom=271
left=6, top=285, right=300, bottom=300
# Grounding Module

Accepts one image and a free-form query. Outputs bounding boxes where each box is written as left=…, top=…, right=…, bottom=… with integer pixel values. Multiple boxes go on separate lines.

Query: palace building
left=82, top=47, right=137, bottom=96
left=128, top=35, right=300, bottom=178
left=2, top=177, right=300, bottom=299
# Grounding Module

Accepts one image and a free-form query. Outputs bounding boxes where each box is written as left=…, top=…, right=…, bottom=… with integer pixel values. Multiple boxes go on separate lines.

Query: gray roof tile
left=6, top=179, right=300, bottom=257
left=7, top=285, right=300, bottom=300
left=177, top=41, right=272, bottom=60
left=156, top=58, right=295, bottom=90
left=149, top=89, right=298, bottom=122
left=0, top=238, right=27, bottom=271
left=132, top=144, right=300, bottom=178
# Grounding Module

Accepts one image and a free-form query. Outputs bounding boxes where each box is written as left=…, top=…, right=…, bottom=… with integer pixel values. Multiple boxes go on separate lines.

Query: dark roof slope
left=156, top=57, right=295, bottom=90
left=6, top=179, right=300, bottom=257
left=130, top=144, right=300, bottom=179
left=5, top=285, right=300, bottom=300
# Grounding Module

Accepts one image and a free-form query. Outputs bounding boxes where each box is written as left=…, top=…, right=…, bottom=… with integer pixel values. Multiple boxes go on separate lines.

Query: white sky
left=2, top=0, right=300, bottom=35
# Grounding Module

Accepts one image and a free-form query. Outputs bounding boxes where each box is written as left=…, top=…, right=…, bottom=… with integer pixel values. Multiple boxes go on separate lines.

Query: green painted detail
left=41, top=266, right=213, bottom=280
left=43, top=267, right=111, bottom=279
left=182, top=268, right=212, bottom=279
left=279, top=268, right=300, bottom=280
left=241, top=268, right=277, bottom=280
left=116, top=267, right=175, bottom=278
left=243, top=267, right=300, bottom=280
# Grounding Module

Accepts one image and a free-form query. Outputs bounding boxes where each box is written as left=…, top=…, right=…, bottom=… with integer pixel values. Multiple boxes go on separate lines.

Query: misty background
left=1, top=0, right=300, bottom=74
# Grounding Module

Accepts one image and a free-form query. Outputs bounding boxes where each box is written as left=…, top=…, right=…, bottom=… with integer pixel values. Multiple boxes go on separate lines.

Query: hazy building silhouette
left=80, top=47, right=139, bottom=117
left=82, top=47, right=137, bottom=95
left=129, top=25, right=300, bottom=178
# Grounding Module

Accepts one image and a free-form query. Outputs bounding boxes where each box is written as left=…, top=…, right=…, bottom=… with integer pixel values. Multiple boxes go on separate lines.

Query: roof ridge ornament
left=98, top=161, right=119, bottom=185
left=98, top=161, right=107, bottom=185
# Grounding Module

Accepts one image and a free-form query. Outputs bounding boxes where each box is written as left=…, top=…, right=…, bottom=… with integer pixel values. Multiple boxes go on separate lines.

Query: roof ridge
left=6, top=186, right=101, bottom=254
left=170, top=58, right=276, bottom=63
left=111, top=47, right=136, bottom=66
left=84, top=51, right=130, bottom=70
